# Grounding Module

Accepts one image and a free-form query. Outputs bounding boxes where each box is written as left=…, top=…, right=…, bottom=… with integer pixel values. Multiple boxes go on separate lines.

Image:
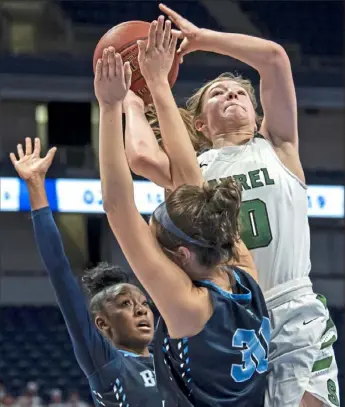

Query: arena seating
left=240, top=1, right=343, bottom=56
left=0, top=305, right=343, bottom=404
left=58, top=0, right=221, bottom=31
left=0, top=306, right=89, bottom=402
left=58, top=0, right=343, bottom=57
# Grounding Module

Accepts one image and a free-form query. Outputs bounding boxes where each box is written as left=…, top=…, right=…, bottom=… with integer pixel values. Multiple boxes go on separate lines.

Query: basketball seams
left=93, top=21, right=179, bottom=103
left=116, top=37, right=147, bottom=54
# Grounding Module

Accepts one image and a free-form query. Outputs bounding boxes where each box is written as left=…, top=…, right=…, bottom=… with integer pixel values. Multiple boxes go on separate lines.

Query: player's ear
left=195, top=116, right=207, bottom=133
left=95, top=314, right=111, bottom=336
left=175, top=246, right=192, bottom=267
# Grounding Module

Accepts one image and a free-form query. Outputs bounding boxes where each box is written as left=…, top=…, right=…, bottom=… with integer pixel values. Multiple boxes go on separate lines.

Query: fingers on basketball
left=95, top=58, right=103, bottom=81
left=102, top=48, right=109, bottom=79
left=169, top=30, right=180, bottom=53
left=114, top=53, right=123, bottom=77
left=163, top=20, right=172, bottom=49
left=147, top=20, right=158, bottom=51
left=156, top=16, right=165, bottom=48
left=137, top=40, right=146, bottom=63
left=107, top=47, right=116, bottom=78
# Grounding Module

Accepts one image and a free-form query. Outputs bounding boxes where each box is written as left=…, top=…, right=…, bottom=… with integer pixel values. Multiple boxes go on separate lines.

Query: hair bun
left=82, top=262, right=129, bottom=297
left=202, top=178, right=241, bottom=215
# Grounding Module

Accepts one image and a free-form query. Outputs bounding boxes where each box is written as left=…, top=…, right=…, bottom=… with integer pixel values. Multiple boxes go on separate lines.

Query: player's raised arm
left=9, top=138, right=114, bottom=377
left=159, top=3, right=298, bottom=152
left=137, top=17, right=202, bottom=189
left=96, top=47, right=213, bottom=339
left=123, top=90, right=173, bottom=189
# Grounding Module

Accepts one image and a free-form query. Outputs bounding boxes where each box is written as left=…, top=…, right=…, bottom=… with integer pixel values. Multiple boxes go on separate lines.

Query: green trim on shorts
left=327, top=379, right=340, bottom=406
left=321, top=334, right=337, bottom=350
left=316, top=294, right=327, bottom=308
left=316, top=294, right=327, bottom=309
left=317, top=297, right=337, bottom=350
left=321, top=318, right=337, bottom=350
left=323, top=318, right=335, bottom=334
left=312, top=356, right=333, bottom=372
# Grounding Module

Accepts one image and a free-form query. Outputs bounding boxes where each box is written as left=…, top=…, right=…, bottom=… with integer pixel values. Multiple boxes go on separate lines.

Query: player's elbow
left=127, top=152, right=153, bottom=176
left=269, top=43, right=291, bottom=68
left=102, top=193, right=118, bottom=214
left=129, top=154, right=173, bottom=190
left=100, top=183, right=122, bottom=214
left=126, top=141, right=158, bottom=173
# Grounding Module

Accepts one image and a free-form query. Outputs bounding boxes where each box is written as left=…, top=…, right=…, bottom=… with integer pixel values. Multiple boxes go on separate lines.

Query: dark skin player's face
left=95, top=284, right=154, bottom=356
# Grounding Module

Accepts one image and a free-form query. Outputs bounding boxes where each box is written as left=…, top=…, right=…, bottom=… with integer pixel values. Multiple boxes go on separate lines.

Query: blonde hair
left=147, top=72, right=261, bottom=152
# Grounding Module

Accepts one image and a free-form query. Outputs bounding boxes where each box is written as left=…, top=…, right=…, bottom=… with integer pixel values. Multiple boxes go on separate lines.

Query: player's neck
left=201, top=267, right=233, bottom=293
left=212, top=128, right=254, bottom=149
left=118, top=345, right=150, bottom=357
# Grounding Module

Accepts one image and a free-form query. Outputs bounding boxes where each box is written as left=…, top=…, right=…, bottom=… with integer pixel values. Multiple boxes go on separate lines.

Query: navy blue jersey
left=153, top=269, right=270, bottom=407
left=32, top=207, right=165, bottom=407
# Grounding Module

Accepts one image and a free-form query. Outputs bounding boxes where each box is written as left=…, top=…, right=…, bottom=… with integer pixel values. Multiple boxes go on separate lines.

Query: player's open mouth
left=137, top=320, right=151, bottom=329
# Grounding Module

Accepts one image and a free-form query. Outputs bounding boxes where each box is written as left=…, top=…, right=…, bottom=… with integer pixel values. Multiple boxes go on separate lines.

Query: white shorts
left=264, top=278, right=340, bottom=407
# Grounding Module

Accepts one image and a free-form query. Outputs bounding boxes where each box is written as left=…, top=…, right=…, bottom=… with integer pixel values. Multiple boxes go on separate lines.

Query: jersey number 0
left=240, top=199, right=272, bottom=250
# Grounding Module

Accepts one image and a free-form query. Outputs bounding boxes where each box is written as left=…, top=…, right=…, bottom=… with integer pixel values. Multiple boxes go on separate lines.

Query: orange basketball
left=93, top=21, right=180, bottom=104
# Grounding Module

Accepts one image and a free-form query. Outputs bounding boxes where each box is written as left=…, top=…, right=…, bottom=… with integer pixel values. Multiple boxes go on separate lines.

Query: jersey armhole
left=197, top=276, right=252, bottom=304
left=255, top=133, right=307, bottom=190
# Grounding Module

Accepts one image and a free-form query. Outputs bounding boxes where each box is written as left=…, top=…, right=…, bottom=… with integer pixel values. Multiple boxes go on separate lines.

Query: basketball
left=93, top=21, right=180, bottom=104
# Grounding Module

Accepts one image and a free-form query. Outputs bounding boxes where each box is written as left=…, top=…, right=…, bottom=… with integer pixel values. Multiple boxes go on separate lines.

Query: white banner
left=0, top=177, right=343, bottom=218
left=55, top=179, right=165, bottom=214
left=0, top=177, right=20, bottom=211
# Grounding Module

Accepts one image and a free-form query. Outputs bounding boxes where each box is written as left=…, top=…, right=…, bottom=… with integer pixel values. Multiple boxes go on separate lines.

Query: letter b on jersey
left=231, top=317, right=270, bottom=383
left=140, top=370, right=156, bottom=387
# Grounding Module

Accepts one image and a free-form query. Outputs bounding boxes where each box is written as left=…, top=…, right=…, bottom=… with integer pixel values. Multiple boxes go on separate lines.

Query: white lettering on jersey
left=140, top=369, right=156, bottom=387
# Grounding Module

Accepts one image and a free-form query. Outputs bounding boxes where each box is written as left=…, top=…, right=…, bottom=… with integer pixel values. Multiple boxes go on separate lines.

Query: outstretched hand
left=94, top=47, right=132, bottom=108
left=9, top=137, right=56, bottom=181
left=159, top=3, right=203, bottom=62
left=137, top=16, right=180, bottom=84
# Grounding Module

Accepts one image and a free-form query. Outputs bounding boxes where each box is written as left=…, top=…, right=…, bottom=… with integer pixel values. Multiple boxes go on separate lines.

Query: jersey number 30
left=240, top=199, right=272, bottom=250
left=231, top=317, right=270, bottom=383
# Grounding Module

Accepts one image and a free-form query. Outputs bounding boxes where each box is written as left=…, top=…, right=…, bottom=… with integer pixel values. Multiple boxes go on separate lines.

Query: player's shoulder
left=193, top=269, right=252, bottom=306
left=252, top=132, right=275, bottom=150
left=197, top=148, right=216, bottom=166
left=200, top=267, right=265, bottom=308
left=196, top=147, right=209, bottom=162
